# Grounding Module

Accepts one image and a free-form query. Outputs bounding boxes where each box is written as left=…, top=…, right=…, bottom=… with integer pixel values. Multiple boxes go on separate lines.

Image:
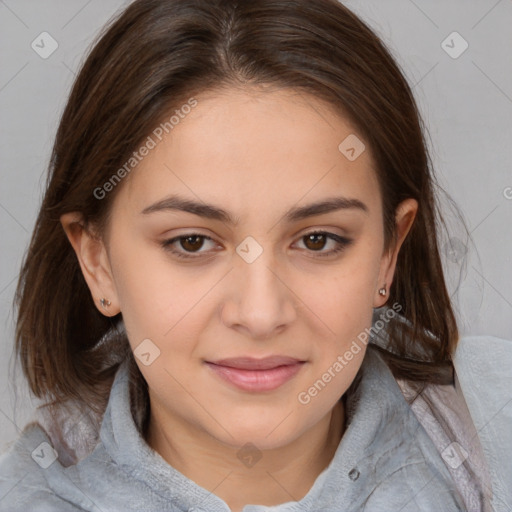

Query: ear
left=374, top=198, right=418, bottom=308
left=60, top=212, right=121, bottom=317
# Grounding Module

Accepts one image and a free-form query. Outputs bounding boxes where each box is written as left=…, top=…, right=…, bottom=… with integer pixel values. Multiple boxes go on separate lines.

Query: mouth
left=204, top=356, right=306, bottom=392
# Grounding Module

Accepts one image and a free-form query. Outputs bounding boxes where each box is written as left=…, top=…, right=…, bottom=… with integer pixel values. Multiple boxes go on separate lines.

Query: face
left=66, top=87, right=415, bottom=451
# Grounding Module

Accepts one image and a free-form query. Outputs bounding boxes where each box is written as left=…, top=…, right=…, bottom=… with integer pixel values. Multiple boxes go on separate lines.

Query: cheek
left=107, top=227, right=181, bottom=342
left=108, top=228, right=220, bottom=362
left=298, top=243, right=380, bottom=377
left=303, top=246, right=380, bottom=332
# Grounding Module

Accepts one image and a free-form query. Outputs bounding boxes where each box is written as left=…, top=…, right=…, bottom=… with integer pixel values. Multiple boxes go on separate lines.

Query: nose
left=221, top=249, right=297, bottom=340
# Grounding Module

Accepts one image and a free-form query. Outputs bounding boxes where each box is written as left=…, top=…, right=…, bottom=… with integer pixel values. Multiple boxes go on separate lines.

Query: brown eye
left=303, top=233, right=328, bottom=251
left=160, top=233, right=217, bottom=259
left=296, top=231, right=353, bottom=258
left=179, top=235, right=205, bottom=252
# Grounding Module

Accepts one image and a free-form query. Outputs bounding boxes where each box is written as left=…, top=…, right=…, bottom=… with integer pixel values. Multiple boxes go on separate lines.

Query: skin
left=61, top=86, right=417, bottom=512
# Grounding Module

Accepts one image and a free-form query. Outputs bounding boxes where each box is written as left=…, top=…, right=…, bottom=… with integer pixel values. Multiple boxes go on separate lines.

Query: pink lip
left=204, top=356, right=305, bottom=392
left=209, top=355, right=303, bottom=370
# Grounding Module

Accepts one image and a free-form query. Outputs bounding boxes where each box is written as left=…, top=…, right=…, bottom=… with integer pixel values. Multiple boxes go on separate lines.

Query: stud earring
left=378, top=286, right=387, bottom=296
left=100, top=298, right=111, bottom=308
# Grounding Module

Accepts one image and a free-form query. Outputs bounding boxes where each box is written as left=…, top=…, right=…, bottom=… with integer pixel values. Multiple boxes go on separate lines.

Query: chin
left=209, top=414, right=306, bottom=452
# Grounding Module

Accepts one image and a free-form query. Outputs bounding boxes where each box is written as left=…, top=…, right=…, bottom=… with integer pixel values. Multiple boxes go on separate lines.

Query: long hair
left=14, top=0, right=463, bottom=430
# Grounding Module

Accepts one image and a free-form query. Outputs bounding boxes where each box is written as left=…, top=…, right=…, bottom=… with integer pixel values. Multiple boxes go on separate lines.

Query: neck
left=146, top=398, right=345, bottom=512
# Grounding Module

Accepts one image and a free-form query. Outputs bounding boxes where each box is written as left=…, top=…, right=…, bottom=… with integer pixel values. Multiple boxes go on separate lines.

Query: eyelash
left=160, top=231, right=353, bottom=260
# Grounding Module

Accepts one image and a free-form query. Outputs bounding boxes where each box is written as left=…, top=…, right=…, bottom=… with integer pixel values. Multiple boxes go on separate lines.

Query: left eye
left=295, top=231, right=352, bottom=257
left=160, top=231, right=352, bottom=259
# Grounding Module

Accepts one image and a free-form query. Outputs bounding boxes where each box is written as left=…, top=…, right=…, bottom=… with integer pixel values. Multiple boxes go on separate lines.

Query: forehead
left=117, top=87, right=381, bottom=219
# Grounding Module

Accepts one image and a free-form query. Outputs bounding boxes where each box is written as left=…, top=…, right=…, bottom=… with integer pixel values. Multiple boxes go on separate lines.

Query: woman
left=0, top=0, right=510, bottom=510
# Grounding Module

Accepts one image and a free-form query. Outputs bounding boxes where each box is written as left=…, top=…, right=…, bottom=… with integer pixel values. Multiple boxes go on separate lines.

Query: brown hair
left=14, top=0, right=464, bottom=423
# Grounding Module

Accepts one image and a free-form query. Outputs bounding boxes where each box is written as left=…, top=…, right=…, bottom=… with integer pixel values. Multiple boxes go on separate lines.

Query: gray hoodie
left=0, top=331, right=510, bottom=511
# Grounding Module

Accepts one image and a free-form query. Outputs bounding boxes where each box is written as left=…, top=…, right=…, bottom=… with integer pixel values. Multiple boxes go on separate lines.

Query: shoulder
left=454, top=335, right=512, bottom=421
left=0, top=422, right=81, bottom=511
left=453, top=334, right=512, bottom=375
left=453, top=335, right=512, bottom=510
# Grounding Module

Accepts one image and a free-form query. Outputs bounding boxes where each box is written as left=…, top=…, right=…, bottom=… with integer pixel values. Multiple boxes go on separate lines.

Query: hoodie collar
left=99, top=336, right=432, bottom=511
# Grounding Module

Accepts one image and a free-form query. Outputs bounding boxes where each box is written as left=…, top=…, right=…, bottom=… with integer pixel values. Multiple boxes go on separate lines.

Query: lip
left=208, top=355, right=303, bottom=370
left=204, top=356, right=306, bottom=392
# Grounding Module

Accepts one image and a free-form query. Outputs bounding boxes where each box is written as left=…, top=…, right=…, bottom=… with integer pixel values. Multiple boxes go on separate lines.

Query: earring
left=100, top=298, right=111, bottom=308
left=378, top=286, right=387, bottom=296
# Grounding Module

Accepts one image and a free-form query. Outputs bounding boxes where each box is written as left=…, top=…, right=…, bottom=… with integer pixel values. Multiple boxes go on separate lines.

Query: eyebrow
left=140, top=194, right=368, bottom=225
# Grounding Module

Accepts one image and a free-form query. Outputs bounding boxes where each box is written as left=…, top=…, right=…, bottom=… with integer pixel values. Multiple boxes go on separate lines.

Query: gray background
left=1, top=0, right=511, bottom=450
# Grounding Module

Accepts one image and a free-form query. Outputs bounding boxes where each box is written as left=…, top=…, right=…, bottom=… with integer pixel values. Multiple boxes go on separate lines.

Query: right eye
left=160, top=233, right=219, bottom=259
